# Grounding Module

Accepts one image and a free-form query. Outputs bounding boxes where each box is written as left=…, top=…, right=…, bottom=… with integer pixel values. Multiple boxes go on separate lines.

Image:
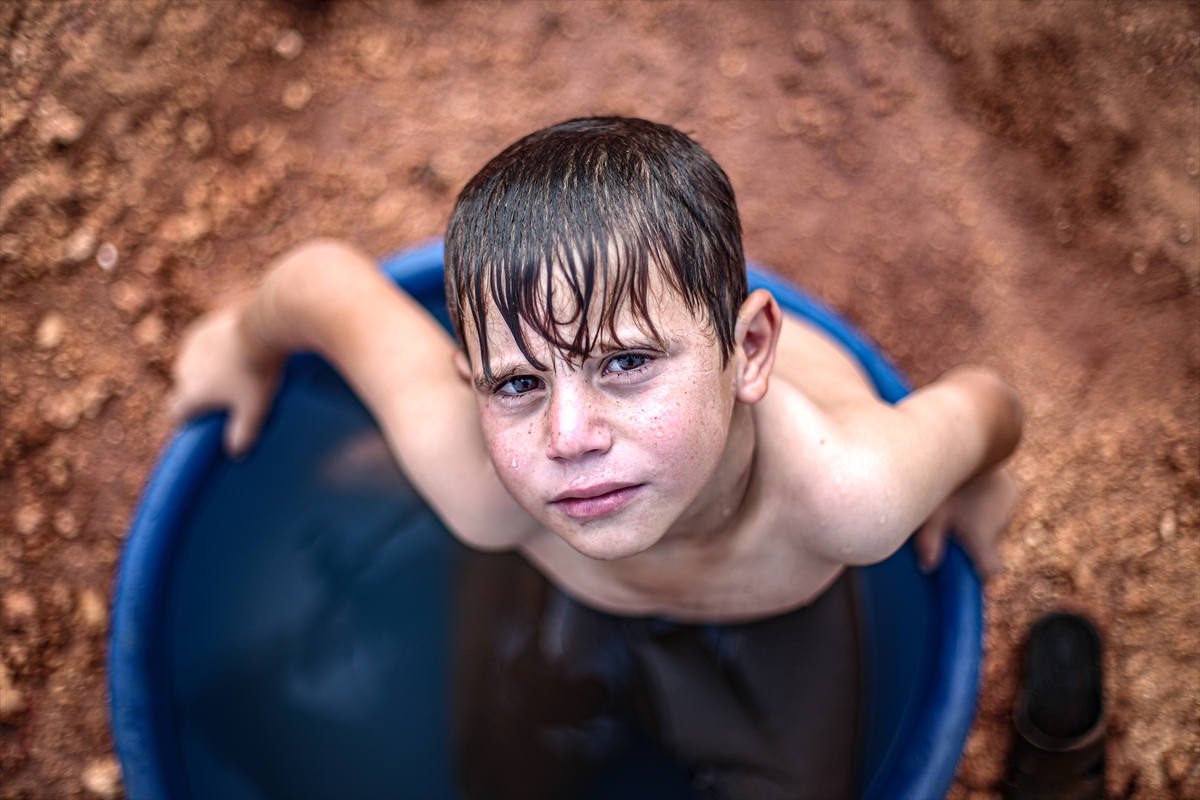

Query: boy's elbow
left=278, top=240, right=374, bottom=283
left=262, top=240, right=383, bottom=326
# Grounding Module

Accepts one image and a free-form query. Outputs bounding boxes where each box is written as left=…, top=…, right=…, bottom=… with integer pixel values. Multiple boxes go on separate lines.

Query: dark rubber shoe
left=1005, top=613, right=1105, bottom=800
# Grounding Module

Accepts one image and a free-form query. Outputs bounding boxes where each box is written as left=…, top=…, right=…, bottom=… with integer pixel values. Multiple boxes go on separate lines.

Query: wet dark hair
left=444, top=117, right=747, bottom=382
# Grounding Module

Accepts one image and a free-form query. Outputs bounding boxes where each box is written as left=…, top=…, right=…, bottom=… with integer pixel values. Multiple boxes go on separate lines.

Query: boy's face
left=459, top=269, right=741, bottom=560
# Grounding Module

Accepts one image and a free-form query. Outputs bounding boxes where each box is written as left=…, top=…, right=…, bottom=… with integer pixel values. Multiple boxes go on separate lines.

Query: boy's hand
left=913, top=466, right=1018, bottom=579
left=168, top=303, right=283, bottom=458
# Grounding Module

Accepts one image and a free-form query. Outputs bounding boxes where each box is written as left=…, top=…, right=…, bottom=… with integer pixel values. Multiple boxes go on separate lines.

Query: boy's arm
left=912, top=465, right=1017, bottom=577
left=895, top=369, right=1021, bottom=577
left=803, top=367, right=1022, bottom=577
left=169, top=240, right=537, bottom=549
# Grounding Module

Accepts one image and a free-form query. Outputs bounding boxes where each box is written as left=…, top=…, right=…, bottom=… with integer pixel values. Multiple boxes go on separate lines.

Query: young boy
left=171, top=117, right=1021, bottom=799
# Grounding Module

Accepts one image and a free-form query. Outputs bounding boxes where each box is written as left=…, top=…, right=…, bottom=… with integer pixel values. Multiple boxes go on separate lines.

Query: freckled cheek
left=657, top=386, right=729, bottom=472
left=480, top=414, right=542, bottom=480
left=635, top=396, right=722, bottom=467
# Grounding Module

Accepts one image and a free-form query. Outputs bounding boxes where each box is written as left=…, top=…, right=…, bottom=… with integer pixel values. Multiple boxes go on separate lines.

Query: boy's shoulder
left=752, top=311, right=889, bottom=493
left=748, top=312, right=913, bottom=557
left=768, top=312, right=881, bottom=420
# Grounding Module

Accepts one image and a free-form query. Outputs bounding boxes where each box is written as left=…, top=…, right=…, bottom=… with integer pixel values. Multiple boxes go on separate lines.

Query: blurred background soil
left=0, top=1, right=1196, bottom=797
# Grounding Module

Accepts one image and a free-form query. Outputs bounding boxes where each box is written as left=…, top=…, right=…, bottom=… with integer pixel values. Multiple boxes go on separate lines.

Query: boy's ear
left=454, top=350, right=473, bottom=386
left=733, top=289, right=782, bottom=405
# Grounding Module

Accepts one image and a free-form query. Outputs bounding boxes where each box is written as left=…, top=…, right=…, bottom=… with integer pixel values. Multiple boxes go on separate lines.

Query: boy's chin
left=557, top=525, right=663, bottom=561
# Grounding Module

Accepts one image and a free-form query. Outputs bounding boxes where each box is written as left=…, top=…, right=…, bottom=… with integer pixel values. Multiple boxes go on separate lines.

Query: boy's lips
left=551, top=483, right=644, bottom=520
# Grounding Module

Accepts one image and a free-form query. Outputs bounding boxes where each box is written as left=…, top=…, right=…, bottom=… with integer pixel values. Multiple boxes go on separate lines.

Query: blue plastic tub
left=110, top=240, right=982, bottom=799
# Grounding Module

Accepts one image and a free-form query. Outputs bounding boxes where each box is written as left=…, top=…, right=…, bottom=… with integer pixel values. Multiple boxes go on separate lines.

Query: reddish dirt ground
left=1, top=1, right=1197, bottom=797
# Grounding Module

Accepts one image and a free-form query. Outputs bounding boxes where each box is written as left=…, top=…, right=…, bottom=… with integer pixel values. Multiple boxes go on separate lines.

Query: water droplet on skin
left=834, top=475, right=842, bottom=484
left=511, top=458, right=517, bottom=468
left=1131, top=251, right=1148, bottom=274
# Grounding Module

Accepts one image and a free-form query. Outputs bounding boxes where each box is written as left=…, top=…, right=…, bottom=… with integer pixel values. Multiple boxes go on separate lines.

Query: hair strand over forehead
left=445, top=117, right=747, bottom=382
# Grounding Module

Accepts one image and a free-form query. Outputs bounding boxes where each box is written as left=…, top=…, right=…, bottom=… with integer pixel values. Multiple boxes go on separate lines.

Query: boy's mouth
left=551, top=483, right=643, bottom=520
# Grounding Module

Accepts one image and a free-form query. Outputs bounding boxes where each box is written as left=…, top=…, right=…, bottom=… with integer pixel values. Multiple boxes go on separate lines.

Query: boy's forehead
left=462, top=264, right=704, bottom=367
left=465, top=294, right=665, bottom=357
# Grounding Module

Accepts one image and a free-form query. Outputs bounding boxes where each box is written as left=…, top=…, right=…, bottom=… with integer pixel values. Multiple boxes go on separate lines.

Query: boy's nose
left=545, top=385, right=611, bottom=462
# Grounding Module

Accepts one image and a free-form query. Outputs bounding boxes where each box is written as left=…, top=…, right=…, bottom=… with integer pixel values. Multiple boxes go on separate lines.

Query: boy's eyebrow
left=473, top=360, right=529, bottom=393
left=475, top=333, right=673, bottom=392
left=593, top=332, right=669, bottom=353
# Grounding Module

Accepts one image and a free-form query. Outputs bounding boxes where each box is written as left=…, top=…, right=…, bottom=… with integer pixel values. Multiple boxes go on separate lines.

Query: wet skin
left=457, top=282, right=770, bottom=564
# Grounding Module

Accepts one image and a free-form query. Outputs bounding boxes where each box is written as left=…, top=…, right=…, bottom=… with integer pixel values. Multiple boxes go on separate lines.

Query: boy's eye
left=606, top=353, right=652, bottom=374
left=496, top=375, right=543, bottom=396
